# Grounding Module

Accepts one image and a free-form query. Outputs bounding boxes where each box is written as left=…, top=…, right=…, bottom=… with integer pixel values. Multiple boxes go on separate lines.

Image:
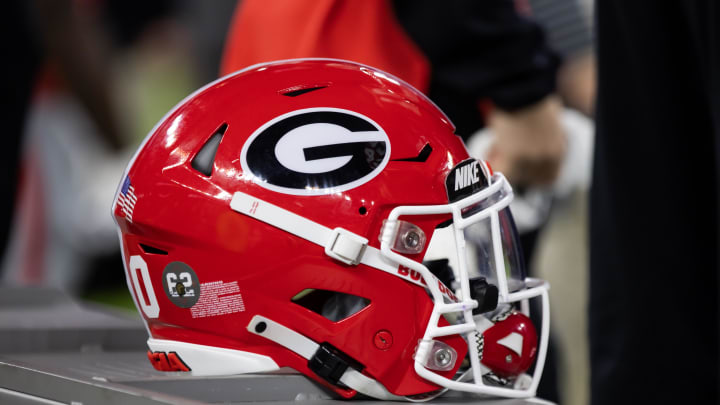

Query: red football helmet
left=113, top=59, right=550, bottom=400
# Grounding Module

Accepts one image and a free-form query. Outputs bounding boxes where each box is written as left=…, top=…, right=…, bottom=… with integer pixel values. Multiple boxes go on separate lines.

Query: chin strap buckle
left=325, top=227, right=368, bottom=265
left=308, top=343, right=363, bottom=386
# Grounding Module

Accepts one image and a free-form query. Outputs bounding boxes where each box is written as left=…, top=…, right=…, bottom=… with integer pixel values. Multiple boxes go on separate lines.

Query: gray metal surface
left=0, top=288, right=553, bottom=404
left=0, top=351, right=335, bottom=405
left=0, top=354, right=548, bottom=405
left=0, top=287, right=146, bottom=353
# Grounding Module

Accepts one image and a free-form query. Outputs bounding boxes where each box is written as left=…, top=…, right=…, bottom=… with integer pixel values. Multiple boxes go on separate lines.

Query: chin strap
left=230, top=191, right=459, bottom=303
left=247, top=315, right=405, bottom=401
left=230, top=192, right=418, bottom=283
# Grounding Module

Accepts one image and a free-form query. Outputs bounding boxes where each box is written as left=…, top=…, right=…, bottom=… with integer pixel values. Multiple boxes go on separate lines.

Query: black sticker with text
left=445, top=159, right=488, bottom=203
left=162, top=262, right=200, bottom=308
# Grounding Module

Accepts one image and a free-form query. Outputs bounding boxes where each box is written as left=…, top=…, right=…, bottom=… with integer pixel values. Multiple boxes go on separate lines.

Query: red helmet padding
left=482, top=312, right=538, bottom=378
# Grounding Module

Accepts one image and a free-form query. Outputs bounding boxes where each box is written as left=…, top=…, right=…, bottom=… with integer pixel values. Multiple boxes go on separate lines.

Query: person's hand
left=486, top=95, right=567, bottom=188
left=558, top=50, right=596, bottom=117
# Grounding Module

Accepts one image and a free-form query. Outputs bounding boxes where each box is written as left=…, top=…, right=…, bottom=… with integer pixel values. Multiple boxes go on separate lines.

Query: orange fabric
left=220, top=0, right=430, bottom=93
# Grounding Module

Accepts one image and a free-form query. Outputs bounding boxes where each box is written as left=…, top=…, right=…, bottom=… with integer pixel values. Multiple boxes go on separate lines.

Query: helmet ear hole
left=358, top=206, right=368, bottom=215
left=139, top=243, right=168, bottom=255
left=291, top=289, right=370, bottom=322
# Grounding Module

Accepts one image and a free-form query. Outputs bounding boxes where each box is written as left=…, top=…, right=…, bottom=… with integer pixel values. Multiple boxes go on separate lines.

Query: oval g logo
left=240, top=108, right=390, bottom=195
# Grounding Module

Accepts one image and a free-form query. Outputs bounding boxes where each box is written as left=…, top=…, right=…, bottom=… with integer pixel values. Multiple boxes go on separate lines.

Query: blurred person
left=590, top=1, right=719, bottom=404
left=0, top=0, right=186, bottom=295
left=505, top=3, right=596, bottom=403
left=489, top=0, right=595, bottom=238
left=0, top=2, right=41, bottom=275
left=221, top=0, right=568, bottom=401
left=468, top=0, right=595, bottom=263
left=175, top=0, right=238, bottom=84
left=527, top=0, right=596, bottom=117
left=0, top=0, right=126, bottom=290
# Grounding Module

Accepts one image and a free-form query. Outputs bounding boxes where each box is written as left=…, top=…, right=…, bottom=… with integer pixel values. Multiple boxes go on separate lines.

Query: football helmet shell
left=113, top=59, right=549, bottom=400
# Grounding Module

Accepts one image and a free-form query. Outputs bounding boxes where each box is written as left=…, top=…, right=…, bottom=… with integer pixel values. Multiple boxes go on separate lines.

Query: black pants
left=591, top=1, right=720, bottom=404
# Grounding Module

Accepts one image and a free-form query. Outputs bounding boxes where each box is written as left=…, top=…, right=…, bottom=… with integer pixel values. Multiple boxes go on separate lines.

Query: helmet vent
left=392, top=143, right=432, bottom=162
left=291, top=289, right=370, bottom=322
left=191, top=123, right=227, bottom=176
left=139, top=243, right=168, bottom=255
left=280, top=85, right=327, bottom=97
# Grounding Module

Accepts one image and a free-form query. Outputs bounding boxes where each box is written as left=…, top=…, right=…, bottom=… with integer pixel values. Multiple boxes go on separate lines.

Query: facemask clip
left=414, top=339, right=457, bottom=371
left=379, top=220, right=426, bottom=254
left=469, top=277, right=499, bottom=314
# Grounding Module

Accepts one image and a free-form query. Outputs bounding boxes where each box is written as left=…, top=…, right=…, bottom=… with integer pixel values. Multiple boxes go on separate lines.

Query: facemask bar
left=379, top=173, right=550, bottom=398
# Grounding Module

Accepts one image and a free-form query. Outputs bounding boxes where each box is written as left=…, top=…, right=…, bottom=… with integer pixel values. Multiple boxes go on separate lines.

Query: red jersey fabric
left=220, top=0, right=430, bottom=93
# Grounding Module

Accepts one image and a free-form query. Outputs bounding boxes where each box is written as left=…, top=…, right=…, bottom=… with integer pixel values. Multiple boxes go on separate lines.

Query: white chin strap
left=247, top=315, right=415, bottom=401
left=231, top=192, right=402, bottom=273
left=230, top=192, right=447, bottom=296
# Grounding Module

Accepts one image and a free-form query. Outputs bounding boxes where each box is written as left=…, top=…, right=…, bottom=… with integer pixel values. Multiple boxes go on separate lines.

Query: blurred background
left=1, top=1, right=595, bottom=404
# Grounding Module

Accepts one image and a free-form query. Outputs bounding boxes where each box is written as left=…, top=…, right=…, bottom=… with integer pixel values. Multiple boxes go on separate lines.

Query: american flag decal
left=117, top=176, right=137, bottom=222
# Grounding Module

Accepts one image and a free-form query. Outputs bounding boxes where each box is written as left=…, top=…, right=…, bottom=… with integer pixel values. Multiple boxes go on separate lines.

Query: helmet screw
left=373, top=330, right=393, bottom=350
left=435, top=348, right=452, bottom=368
left=175, top=282, right=186, bottom=296
left=505, top=354, right=513, bottom=363
left=404, top=231, right=420, bottom=249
